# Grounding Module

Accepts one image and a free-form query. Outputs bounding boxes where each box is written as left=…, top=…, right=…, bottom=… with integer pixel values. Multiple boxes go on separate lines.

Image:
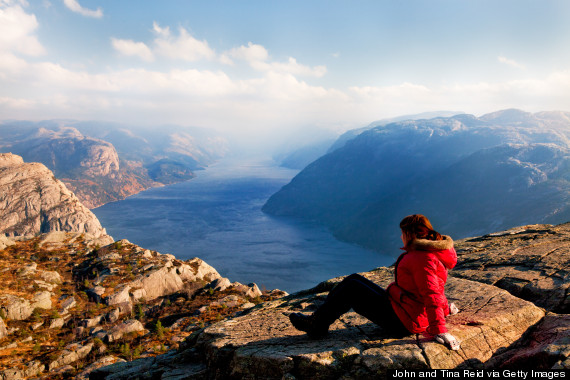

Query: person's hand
left=435, top=333, right=460, bottom=350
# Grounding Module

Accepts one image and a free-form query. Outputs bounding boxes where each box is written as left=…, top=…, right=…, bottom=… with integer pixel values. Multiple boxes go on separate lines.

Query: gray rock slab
left=454, top=223, right=570, bottom=313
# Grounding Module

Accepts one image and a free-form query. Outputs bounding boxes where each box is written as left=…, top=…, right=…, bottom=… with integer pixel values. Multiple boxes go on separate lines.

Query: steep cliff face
left=0, top=153, right=110, bottom=239
left=1, top=126, right=156, bottom=208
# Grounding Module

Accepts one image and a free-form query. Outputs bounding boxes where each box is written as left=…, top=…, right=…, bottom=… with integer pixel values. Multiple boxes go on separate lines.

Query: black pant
left=313, top=273, right=409, bottom=337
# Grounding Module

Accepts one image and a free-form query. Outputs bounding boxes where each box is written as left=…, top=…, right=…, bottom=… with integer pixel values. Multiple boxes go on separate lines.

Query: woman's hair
left=400, top=214, right=443, bottom=245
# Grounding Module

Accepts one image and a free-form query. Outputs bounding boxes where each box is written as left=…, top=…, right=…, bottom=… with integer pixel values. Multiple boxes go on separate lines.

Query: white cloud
left=3, top=56, right=570, bottom=135
left=252, top=57, right=327, bottom=78
left=0, top=52, right=28, bottom=77
left=62, top=0, right=102, bottom=18
left=0, top=2, right=45, bottom=56
left=498, top=56, right=526, bottom=70
left=221, top=42, right=269, bottom=65
left=221, top=42, right=326, bottom=78
left=152, top=22, right=215, bottom=62
left=111, top=24, right=325, bottom=81
left=0, top=1, right=29, bottom=6
left=0, top=96, right=34, bottom=109
left=0, top=13, right=568, bottom=137
left=111, top=38, right=154, bottom=62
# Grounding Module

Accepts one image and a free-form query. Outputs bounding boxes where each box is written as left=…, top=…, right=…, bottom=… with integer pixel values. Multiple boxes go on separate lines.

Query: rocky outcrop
left=74, top=239, right=223, bottom=312
left=48, top=342, right=94, bottom=371
left=92, top=223, right=569, bottom=379
left=0, top=153, right=110, bottom=239
left=0, top=232, right=278, bottom=378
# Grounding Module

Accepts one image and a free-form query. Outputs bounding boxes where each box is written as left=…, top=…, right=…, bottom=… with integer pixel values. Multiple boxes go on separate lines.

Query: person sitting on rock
left=289, top=214, right=461, bottom=350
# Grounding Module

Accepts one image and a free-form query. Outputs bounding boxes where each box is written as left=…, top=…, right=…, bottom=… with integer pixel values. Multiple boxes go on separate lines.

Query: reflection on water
left=94, top=157, right=393, bottom=293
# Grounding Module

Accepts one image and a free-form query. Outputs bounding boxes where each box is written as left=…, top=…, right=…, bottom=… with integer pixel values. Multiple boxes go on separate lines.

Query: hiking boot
left=289, top=312, right=328, bottom=338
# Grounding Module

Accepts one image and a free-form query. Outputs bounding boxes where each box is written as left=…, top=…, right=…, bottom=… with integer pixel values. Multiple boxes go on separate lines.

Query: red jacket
left=387, top=236, right=456, bottom=336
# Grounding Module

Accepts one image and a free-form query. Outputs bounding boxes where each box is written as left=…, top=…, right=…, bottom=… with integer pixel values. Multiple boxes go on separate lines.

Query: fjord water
left=93, top=157, right=391, bottom=293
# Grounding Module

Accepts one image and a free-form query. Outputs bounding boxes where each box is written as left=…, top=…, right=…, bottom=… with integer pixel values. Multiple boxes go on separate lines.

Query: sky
left=1, top=0, right=569, bottom=139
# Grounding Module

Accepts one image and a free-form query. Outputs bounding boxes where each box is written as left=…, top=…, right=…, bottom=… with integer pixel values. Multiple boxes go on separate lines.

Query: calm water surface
left=94, top=157, right=393, bottom=293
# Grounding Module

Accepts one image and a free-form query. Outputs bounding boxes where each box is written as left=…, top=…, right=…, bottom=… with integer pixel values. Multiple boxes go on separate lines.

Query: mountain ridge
left=263, top=109, right=570, bottom=254
left=0, top=121, right=229, bottom=208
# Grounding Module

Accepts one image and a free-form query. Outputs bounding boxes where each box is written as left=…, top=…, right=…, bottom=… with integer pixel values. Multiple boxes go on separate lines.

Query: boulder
left=0, top=295, right=33, bottom=321
left=32, top=291, right=52, bottom=310
left=215, top=295, right=245, bottom=309
left=18, top=263, right=37, bottom=277
left=125, top=257, right=222, bottom=302
left=105, top=285, right=131, bottom=306
left=232, top=282, right=263, bottom=298
left=205, top=277, right=231, bottom=292
left=34, top=280, right=57, bottom=291
left=106, top=319, right=145, bottom=343
left=86, top=286, right=106, bottom=303
left=49, top=318, right=65, bottom=329
left=245, top=283, right=263, bottom=299
left=59, top=296, right=76, bottom=314
left=0, top=235, right=15, bottom=251
left=181, top=257, right=221, bottom=283
left=32, top=321, right=44, bottom=330
left=38, top=270, right=63, bottom=284
left=107, top=308, right=120, bottom=323
left=82, top=315, right=105, bottom=328
left=48, top=343, right=93, bottom=371
left=129, top=266, right=185, bottom=301
left=0, top=360, right=44, bottom=380
left=0, top=317, right=7, bottom=339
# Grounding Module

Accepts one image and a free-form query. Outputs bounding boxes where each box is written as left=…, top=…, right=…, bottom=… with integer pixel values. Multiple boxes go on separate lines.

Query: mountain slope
left=0, top=153, right=111, bottom=239
left=0, top=121, right=229, bottom=208
left=263, top=110, right=570, bottom=254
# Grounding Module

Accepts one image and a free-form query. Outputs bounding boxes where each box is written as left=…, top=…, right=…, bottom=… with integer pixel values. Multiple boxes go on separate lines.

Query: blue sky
left=1, top=0, right=569, bottom=137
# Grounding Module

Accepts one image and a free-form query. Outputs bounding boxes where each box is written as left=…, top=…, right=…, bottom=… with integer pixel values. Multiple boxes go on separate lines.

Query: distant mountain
left=263, top=109, right=570, bottom=254
left=276, top=138, right=337, bottom=170
left=327, top=110, right=462, bottom=153
left=0, top=121, right=229, bottom=207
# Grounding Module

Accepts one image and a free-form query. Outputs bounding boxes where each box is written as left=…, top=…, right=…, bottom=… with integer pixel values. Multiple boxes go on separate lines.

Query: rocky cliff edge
left=92, top=223, right=569, bottom=379
left=0, top=153, right=111, bottom=241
